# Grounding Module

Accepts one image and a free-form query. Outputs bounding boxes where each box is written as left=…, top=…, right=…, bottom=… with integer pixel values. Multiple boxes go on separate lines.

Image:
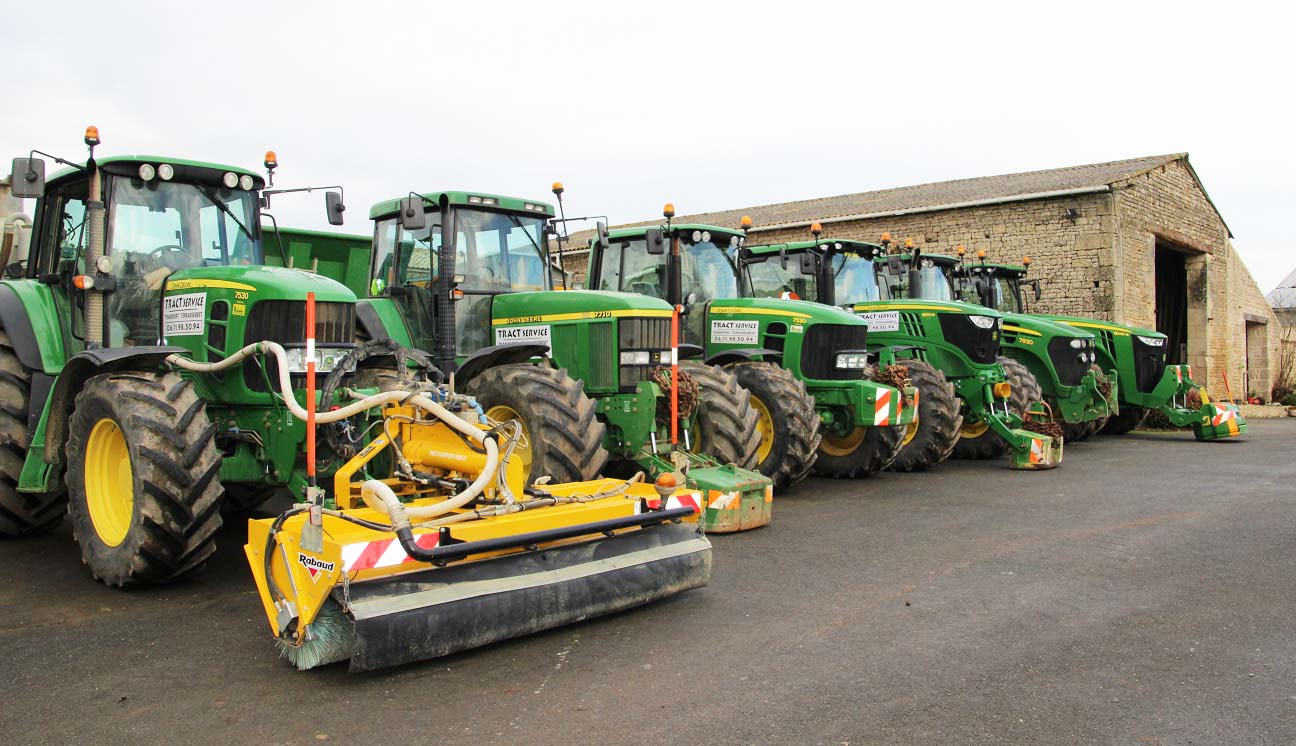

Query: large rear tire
left=1101, top=405, right=1148, bottom=435
left=0, top=329, right=67, bottom=536
left=889, top=360, right=962, bottom=472
left=65, top=372, right=224, bottom=587
left=952, top=356, right=1042, bottom=460
left=679, top=362, right=761, bottom=470
left=727, top=361, right=820, bottom=489
left=464, top=364, right=609, bottom=484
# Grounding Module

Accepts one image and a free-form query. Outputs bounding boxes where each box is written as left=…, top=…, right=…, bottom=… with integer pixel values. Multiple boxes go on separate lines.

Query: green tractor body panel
left=263, top=227, right=372, bottom=298
left=880, top=251, right=1116, bottom=429
left=743, top=240, right=1061, bottom=468
left=284, top=196, right=774, bottom=532
left=5, top=154, right=373, bottom=502
left=976, top=260, right=1245, bottom=441
left=590, top=226, right=915, bottom=442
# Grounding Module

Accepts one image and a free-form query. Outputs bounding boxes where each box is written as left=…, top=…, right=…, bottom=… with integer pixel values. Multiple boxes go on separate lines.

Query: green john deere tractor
left=875, top=246, right=1118, bottom=444
left=583, top=211, right=917, bottom=485
left=741, top=232, right=1062, bottom=471
left=0, top=128, right=406, bottom=584
left=269, top=190, right=773, bottom=532
left=961, top=257, right=1246, bottom=441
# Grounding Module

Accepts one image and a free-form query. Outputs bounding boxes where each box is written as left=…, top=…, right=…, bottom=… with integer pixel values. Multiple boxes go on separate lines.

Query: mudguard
left=454, top=343, right=549, bottom=387
left=43, top=346, right=187, bottom=462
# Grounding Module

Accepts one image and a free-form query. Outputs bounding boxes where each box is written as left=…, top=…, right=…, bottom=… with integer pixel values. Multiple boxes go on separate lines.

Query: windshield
left=679, top=236, right=740, bottom=301
left=455, top=209, right=549, bottom=292
left=909, top=265, right=955, bottom=301
left=832, top=252, right=885, bottom=303
left=103, top=177, right=261, bottom=346
left=989, top=276, right=1019, bottom=313
left=108, top=178, right=261, bottom=268
left=743, top=254, right=819, bottom=302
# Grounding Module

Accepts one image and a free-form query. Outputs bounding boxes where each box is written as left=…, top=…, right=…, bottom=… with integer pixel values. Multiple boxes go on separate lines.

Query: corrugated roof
left=1266, top=268, right=1296, bottom=310
left=609, top=153, right=1225, bottom=234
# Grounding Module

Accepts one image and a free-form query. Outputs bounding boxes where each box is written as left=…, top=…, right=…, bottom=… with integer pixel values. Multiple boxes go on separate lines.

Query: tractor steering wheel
left=149, top=244, right=191, bottom=271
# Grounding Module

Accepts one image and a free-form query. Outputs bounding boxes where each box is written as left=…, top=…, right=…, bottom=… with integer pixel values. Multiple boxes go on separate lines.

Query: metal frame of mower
left=740, top=234, right=1061, bottom=470
left=968, top=259, right=1245, bottom=441
left=583, top=213, right=917, bottom=484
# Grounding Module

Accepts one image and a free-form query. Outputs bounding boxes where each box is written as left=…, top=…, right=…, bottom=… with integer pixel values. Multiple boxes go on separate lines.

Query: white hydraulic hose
left=166, top=341, right=500, bottom=519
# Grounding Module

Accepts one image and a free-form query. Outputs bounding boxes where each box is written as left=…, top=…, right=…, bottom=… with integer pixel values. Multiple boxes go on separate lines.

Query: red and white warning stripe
left=1211, top=404, right=1237, bottom=426
left=1029, top=437, right=1046, bottom=464
left=637, top=490, right=703, bottom=514
left=341, top=532, right=441, bottom=572
left=874, top=388, right=893, bottom=426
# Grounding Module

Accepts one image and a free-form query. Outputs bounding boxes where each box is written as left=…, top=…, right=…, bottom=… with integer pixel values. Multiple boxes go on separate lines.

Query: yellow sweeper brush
left=245, top=384, right=712, bottom=672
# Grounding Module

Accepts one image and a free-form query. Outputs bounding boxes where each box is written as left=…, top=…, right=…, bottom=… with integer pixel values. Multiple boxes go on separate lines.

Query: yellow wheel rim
left=900, top=420, right=920, bottom=447
left=960, top=420, right=990, bottom=439
left=486, top=404, right=534, bottom=479
left=820, top=426, right=866, bottom=456
left=85, top=418, right=134, bottom=547
left=751, top=396, right=775, bottom=463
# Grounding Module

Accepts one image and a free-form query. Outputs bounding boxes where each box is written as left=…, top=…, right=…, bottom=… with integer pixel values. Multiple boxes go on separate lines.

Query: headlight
left=836, top=352, right=870, bottom=369
left=1136, top=335, right=1165, bottom=347
left=157, top=163, right=175, bottom=180
left=239, top=174, right=254, bottom=191
left=137, top=164, right=156, bottom=181
left=968, top=315, right=996, bottom=329
left=1069, top=338, right=1084, bottom=349
left=619, top=350, right=651, bottom=366
left=222, top=172, right=239, bottom=188
left=283, top=346, right=353, bottom=373
left=691, top=230, right=702, bottom=242
left=1077, top=353, right=1088, bottom=365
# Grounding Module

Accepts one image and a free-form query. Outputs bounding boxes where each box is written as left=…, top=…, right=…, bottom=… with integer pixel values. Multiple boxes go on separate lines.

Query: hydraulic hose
left=168, top=342, right=501, bottom=517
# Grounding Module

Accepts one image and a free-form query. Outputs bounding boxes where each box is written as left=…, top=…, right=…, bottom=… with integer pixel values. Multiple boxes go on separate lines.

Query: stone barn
left=563, top=155, right=1279, bottom=400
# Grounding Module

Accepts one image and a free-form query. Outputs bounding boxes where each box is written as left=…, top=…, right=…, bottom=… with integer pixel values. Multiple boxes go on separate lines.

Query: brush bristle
left=277, top=600, right=355, bottom=671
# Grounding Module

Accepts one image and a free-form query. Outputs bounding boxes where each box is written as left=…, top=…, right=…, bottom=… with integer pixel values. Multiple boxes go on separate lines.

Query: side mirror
left=596, top=221, right=610, bottom=248
left=9, top=158, right=45, bottom=199
left=398, top=196, right=426, bottom=231
left=645, top=228, right=666, bottom=255
left=325, top=191, right=346, bottom=226
left=798, top=252, right=817, bottom=275
left=887, top=256, right=904, bottom=276
left=1033, top=280, right=1042, bottom=301
left=779, top=247, right=788, bottom=270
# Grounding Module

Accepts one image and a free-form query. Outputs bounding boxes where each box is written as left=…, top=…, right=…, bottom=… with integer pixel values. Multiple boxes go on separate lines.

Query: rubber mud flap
left=340, top=521, right=711, bottom=672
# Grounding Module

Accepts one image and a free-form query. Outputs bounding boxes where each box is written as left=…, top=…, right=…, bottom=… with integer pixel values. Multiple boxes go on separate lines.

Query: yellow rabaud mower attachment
left=245, top=390, right=711, bottom=672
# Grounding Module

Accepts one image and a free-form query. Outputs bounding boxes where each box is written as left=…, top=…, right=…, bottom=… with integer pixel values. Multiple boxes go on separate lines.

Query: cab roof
left=369, top=192, right=555, bottom=220
left=745, top=238, right=884, bottom=256
left=603, top=223, right=743, bottom=242
left=50, top=155, right=263, bottom=188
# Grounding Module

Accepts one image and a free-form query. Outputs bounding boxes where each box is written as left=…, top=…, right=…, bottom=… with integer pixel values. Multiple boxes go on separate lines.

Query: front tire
left=65, top=372, right=224, bottom=587
left=727, top=361, right=820, bottom=489
left=679, top=362, right=761, bottom=470
left=464, top=364, right=609, bottom=484
left=952, top=356, right=1042, bottom=460
left=889, top=360, right=962, bottom=472
left=0, top=329, right=66, bottom=536
left=813, top=423, right=903, bottom=479
left=1101, top=405, right=1148, bottom=435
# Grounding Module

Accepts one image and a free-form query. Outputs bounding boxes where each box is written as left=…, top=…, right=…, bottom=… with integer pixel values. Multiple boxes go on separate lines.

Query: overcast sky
left=5, top=1, right=1292, bottom=291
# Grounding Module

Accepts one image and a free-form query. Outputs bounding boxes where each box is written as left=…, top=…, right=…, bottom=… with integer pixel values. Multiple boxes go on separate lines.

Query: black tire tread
left=678, top=362, right=761, bottom=470
left=1101, top=405, right=1148, bottom=435
left=464, top=364, right=609, bottom=483
left=728, top=361, right=820, bottom=489
left=65, top=372, right=224, bottom=587
left=0, top=328, right=67, bottom=537
left=889, top=360, right=963, bottom=472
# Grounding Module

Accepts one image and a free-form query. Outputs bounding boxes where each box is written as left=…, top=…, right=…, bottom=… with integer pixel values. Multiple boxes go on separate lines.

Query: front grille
left=1131, top=335, right=1167, bottom=393
left=619, top=317, right=672, bottom=391
left=801, top=323, right=869, bottom=380
left=1047, top=338, right=1090, bottom=387
left=900, top=312, right=925, bottom=337
left=242, top=300, right=355, bottom=391
left=245, top=300, right=355, bottom=346
left=937, top=314, right=999, bottom=365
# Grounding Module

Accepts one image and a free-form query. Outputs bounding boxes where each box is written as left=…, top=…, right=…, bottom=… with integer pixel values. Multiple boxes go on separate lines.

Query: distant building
left=1267, top=268, right=1296, bottom=327
left=563, top=155, right=1278, bottom=398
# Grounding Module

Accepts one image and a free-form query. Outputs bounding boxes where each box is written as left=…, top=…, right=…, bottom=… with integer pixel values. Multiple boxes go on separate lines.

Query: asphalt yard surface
left=2, top=421, right=1294, bottom=745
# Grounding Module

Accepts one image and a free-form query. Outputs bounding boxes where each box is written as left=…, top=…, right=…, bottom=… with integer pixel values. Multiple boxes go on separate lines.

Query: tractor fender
left=355, top=300, right=390, bottom=343
left=0, top=284, right=47, bottom=371
left=454, top=343, right=549, bottom=388
left=678, top=343, right=704, bottom=360
left=43, top=346, right=187, bottom=463
left=704, top=348, right=783, bottom=367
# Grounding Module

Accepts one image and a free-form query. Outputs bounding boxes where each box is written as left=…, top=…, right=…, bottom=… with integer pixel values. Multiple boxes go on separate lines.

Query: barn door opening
left=1155, top=242, right=1189, bottom=364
